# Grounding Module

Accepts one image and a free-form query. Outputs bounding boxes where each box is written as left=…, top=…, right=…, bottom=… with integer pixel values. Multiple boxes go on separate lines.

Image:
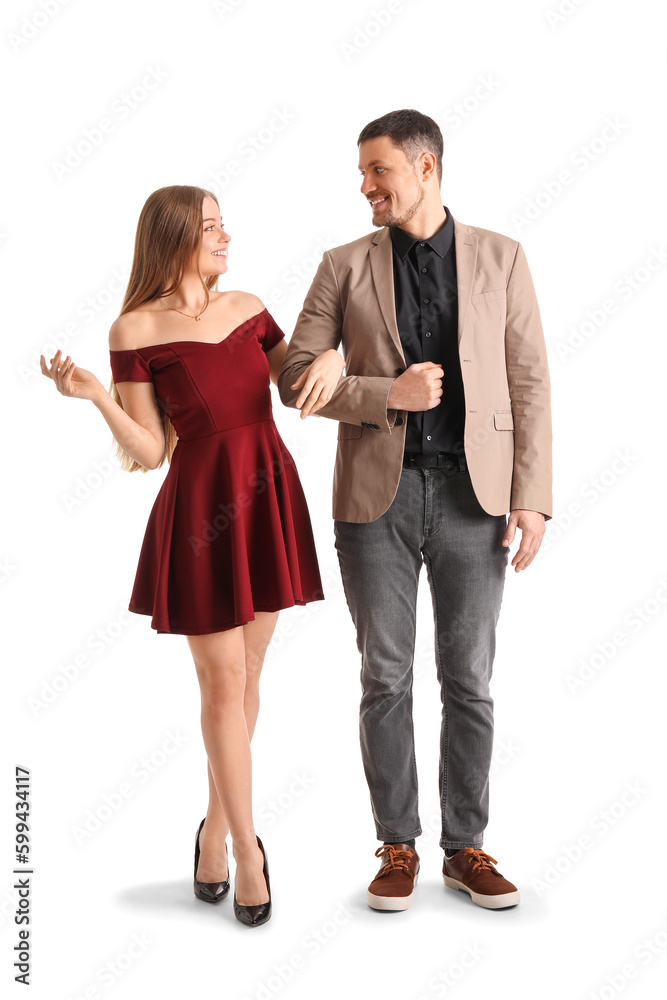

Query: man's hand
left=502, top=509, right=546, bottom=572
left=387, top=362, right=443, bottom=411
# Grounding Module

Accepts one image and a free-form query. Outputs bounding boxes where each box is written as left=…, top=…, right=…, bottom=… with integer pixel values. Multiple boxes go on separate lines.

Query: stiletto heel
left=193, top=817, right=230, bottom=903
left=233, top=836, right=271, bottom=926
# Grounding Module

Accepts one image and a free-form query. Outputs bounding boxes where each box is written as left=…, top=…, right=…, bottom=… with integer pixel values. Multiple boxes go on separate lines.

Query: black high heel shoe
left=233, top=835, right=271, bottom=926
left=193, top=817, right=230, bottom=903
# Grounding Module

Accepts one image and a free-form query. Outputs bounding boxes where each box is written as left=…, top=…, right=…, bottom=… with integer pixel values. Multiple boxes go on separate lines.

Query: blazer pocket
left=493, top=411, right=514, bottom=430
left=337, top=421, right=363, bottom=440
left=471, top=287, right=506, bottom=304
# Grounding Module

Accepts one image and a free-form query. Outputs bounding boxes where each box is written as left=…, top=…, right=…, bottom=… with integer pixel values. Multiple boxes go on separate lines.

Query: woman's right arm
left=40, top=326, right=165, bottom=471
left=93, top=379, right=164, bottom=471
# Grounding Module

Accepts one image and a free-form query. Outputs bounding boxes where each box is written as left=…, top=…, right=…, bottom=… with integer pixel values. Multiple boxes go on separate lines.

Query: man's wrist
left=387, top=378, right=400, bottom=410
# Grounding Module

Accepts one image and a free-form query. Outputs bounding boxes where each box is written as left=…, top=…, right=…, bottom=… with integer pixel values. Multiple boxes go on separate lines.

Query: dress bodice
left=108, top=308, right=285, bottom=441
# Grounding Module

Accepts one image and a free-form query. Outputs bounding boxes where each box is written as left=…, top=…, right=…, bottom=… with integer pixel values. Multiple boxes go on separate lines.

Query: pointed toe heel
left=233, top=835, right=272, bottom=926
left=193, top=817, right=230, bottom=903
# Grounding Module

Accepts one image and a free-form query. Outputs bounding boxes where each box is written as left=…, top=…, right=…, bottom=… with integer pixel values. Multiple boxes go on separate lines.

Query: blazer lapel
left=369, top=227, right=403, bottom=358
left=370, top=215, right=478, bottom=351
left=453, top=216, right=478, bottom=346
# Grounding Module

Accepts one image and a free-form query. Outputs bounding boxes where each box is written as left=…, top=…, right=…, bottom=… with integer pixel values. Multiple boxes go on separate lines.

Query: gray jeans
left=333, top=461, right=509, bottom=851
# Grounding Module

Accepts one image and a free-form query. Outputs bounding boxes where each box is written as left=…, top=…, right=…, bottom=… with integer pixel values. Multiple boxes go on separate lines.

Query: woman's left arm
left=267, top=339, right=289, bottom=386
left=268, top=342, right=346, bottom=417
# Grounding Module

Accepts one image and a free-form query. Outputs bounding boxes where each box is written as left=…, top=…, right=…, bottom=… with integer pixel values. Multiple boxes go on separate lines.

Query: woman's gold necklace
left=158, top=295, right=208, bottom=321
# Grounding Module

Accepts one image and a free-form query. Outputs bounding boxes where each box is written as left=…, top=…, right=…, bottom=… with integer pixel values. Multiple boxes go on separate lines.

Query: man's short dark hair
left=357, top=109, right=443, bottom=184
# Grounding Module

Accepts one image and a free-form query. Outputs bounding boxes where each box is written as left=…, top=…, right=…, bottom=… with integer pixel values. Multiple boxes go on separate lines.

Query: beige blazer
left=277, top=214, right=552, bottom=523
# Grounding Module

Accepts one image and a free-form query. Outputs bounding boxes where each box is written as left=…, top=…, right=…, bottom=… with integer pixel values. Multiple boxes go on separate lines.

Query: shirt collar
left=390, top=205, right=454, bottom=260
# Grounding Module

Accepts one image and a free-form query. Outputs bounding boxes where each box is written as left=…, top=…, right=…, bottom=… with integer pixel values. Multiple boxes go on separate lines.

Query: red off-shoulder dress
left=108, top=307, right=324, bottom=635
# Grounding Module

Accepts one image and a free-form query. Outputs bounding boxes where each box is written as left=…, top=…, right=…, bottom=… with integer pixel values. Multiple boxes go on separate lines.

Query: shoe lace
left=375, top=844, right=413, bottom=874
left=460, top=847, right=498, bottom=873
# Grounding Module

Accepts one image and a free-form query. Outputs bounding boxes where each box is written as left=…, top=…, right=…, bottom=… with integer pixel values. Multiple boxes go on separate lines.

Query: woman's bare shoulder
left=108, top=307, right=156, bottom=351
left=223, top=289, right=265, bottom=316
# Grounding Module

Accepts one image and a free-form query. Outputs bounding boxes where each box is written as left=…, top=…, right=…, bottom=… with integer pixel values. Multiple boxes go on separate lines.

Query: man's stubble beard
left=372, top=183, right=424, bottom=229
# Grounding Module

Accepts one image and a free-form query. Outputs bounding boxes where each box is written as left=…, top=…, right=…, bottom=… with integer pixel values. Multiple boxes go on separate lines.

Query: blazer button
left=395, top=416, right=404, bottom=426
left=395, top=367, right=405, bottom=375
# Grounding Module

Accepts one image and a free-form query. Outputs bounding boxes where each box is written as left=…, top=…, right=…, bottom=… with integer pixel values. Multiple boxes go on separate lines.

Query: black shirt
left=390, top=205, right=465, bottom=455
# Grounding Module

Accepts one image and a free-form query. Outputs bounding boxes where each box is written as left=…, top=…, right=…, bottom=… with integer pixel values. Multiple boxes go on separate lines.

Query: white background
left=4, top=0, right=667, bottom=997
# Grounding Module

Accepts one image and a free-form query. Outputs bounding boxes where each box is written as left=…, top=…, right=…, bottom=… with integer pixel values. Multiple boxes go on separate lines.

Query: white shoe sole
left=368, top=872, right=419, bottom=911
left=443, top=873, right=520, bottom=908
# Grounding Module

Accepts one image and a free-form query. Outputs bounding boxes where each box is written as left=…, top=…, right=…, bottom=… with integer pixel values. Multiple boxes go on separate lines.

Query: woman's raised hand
left=290, top=349, right=346, bottom=419
left=40, top=349, right=104, bottom=402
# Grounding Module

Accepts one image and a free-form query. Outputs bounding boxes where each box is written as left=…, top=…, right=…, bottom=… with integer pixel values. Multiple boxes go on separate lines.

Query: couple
left=41, top=108, right=552, bottom=927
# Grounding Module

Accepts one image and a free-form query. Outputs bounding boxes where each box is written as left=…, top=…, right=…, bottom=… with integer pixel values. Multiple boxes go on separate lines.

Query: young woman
left=40, top=185, right=345, bottom=926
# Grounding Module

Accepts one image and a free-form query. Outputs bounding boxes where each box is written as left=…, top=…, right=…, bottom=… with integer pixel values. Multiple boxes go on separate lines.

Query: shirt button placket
left=418, top=244, right=428, bottom=452
left=419, top=243, right=433, bottom=453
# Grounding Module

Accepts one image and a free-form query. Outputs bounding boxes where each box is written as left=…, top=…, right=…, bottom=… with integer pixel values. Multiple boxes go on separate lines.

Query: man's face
left=358, top=135, right=424, bottom=228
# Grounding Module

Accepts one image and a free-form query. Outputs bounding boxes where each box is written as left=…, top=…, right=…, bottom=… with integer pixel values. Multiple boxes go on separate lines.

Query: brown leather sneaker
left=367, top=843, right=420, bottom=911
left=443, top=848, right=520, bottom=909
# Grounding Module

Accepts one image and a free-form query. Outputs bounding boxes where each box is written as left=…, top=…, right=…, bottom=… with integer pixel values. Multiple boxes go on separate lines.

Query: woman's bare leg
left=194, top=761, right=228, bottom=882
left=187, top=612, right=279, bottom=904
left=194, top=612, right=277, bottom=881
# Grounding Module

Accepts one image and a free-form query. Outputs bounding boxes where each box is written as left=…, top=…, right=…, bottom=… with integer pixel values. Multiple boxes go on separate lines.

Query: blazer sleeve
left=277, top=251, right=399, bottom=433
left=505, top=242, right=553, bottom=520
left=109, top=349, right=153, bottom=384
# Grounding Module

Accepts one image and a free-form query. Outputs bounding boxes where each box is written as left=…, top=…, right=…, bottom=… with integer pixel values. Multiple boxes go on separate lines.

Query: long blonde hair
left=109, top=185, right=220, bottom=472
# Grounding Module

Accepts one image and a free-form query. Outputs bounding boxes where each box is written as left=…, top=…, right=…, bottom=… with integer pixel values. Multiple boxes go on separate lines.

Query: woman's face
left=197, top=195, right=230, bottom=277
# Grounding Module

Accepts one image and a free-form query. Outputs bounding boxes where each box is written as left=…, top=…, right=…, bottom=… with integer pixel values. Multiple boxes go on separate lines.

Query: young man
left=278, top=109, right=552, bottom=911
